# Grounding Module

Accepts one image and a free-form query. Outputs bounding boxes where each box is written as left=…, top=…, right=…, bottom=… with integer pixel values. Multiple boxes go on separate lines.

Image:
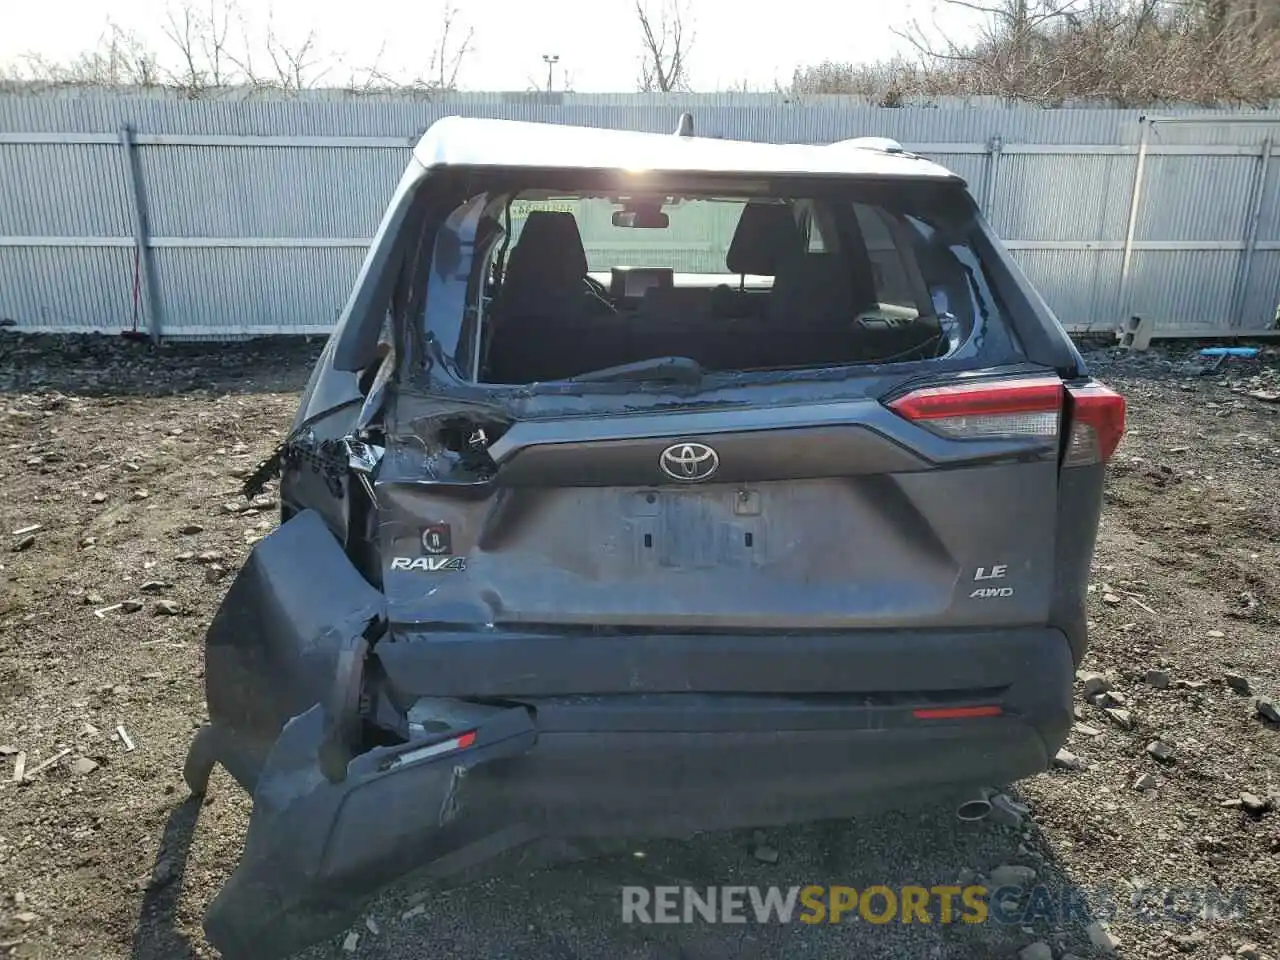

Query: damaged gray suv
left=184, top=116, right=1125, bottom=958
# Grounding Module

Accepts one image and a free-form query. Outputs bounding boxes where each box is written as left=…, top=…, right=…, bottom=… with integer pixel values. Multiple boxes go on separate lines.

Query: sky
left=0, top=0, right=982, bottom=92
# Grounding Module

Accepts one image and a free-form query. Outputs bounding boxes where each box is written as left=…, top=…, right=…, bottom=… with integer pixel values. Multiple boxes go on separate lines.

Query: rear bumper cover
left=188, top=511, right=1075, bottom=959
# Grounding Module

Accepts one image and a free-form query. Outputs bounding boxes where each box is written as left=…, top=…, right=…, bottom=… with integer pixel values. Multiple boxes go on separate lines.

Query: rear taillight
left=1063, top=382, right=1125, bottom=466
left=887, top=376, right=1063, bottom=444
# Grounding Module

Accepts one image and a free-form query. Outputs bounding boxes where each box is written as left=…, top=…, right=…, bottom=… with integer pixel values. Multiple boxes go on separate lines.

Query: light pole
left=542, top=54, right=560, bottom=92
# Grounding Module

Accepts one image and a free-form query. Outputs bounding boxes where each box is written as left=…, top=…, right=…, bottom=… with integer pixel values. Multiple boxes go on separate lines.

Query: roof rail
left=831, top=136, right=906, bottom=154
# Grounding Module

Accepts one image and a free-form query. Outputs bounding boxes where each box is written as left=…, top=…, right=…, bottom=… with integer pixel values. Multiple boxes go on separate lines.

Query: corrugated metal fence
left=2, top=92, right=1280, bottom=339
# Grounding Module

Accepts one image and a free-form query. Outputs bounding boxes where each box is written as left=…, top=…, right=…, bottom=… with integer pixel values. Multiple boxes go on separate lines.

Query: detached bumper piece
left=202, top=704, right=536, bottom=959
left=185, top=511, right=537, bottom=959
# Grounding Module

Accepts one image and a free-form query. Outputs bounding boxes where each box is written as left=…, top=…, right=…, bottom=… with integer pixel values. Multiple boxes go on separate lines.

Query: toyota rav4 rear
left=184, top=117, right=1124, bottom=959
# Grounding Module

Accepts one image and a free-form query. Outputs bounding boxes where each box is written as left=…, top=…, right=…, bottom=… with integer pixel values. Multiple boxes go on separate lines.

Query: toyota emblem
left=659, top=442, right=719, bottom=482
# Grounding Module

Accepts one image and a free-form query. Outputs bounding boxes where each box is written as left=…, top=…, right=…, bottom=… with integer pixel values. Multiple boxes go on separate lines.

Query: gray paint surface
left=2, top=92, right=1280, bottom=338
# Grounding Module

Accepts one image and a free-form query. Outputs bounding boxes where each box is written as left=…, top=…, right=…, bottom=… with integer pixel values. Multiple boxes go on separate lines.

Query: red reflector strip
left=912, top=705, right=1003, bottom=720
left=392, top=729, right=478, bottom=769
left=889, top=377, right=1063, bottom=421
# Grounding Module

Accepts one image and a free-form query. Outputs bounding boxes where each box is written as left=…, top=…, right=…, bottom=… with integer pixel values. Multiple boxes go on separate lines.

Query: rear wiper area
left=568, top=356, right=705, bottom=385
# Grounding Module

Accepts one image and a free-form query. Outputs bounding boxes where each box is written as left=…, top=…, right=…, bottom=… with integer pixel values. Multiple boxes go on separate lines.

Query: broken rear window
left=414, top=179, right=1018, bottom=386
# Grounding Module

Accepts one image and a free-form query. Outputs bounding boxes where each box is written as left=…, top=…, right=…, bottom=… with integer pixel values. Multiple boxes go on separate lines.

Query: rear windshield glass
left=417, top=183, right=1015, bottom=385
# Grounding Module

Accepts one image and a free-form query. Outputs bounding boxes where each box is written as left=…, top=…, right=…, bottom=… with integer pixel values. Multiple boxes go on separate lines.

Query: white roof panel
left=412, top=116, right=961, bottom=182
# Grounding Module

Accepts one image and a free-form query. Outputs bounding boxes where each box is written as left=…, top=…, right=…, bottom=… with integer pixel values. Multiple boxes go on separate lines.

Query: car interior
left=467, top=193, right=969, bottom=384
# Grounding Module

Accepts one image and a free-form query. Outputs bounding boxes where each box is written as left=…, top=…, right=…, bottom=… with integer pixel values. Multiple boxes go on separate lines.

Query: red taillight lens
left=1063, top=382, right=1125, bottom=466
left=887, top=377, right=1063, bottom=444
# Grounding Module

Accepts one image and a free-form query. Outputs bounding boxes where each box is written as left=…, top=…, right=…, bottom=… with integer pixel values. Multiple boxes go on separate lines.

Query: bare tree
left=161, top=0, right=239, bottom=94
left=424, top=3, right=473, bottom=90
left=790, top=0, right=1280, bottom=106
left=636, top=0, right=693, bottom=92
left=264, top=22, right=326, bottom=91
left=344, top=3, right=472, bottom=94
left=7, top=22, right=164, bottom=87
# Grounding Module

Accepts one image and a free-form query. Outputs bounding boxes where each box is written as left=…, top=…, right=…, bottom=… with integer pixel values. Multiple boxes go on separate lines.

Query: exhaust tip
left=956, top=792, right=993, bottom=822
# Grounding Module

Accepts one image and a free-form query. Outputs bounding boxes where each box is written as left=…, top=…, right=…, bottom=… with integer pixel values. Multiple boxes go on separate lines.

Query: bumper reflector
left=391, top=730, right=478, bottom=769
left=912, top=705, right=1003, bottom=720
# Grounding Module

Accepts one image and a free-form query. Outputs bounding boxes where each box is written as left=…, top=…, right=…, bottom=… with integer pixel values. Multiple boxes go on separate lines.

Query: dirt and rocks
left=0, top=332, right=1278, bottom=960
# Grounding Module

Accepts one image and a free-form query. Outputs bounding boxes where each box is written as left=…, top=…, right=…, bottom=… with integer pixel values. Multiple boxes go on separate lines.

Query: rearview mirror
left=612, top=209, right=669, bottom=229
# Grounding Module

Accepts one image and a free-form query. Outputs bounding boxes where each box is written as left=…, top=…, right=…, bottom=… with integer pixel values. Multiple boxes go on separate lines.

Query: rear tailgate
left=377, top=373, right=1068, bottom=631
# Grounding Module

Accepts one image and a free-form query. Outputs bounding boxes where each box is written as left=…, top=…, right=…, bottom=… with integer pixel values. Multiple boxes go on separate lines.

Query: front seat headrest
left=726, top=202, right=802, bottom=275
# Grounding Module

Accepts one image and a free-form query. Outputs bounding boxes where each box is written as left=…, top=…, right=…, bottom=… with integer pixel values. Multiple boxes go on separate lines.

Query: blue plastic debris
left=1198, top=347, right=1259, bottom=358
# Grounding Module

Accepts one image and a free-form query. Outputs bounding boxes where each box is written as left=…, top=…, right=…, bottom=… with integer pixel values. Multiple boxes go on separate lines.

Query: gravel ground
left=0, top=333, right=1277, bottom=960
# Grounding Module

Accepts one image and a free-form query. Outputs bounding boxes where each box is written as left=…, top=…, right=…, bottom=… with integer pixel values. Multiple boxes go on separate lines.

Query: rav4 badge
left=391, top=556, right=466, bottom=572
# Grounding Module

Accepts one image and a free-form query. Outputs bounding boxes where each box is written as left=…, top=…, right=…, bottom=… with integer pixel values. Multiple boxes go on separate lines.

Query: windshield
left=414, top=180, right=1016, bottom=386
left=508, top=196, right=759, bottom=278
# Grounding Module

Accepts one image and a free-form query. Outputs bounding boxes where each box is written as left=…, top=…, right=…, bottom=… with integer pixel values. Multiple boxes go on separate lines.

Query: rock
left=14, top=911, right=38, bottom=924
left=1255, top=697, right=1280, bottom=723
left=1237, top=944, right=1261, bottom=960
left=1225, top=674, right=1253, bottom=695
left=753, top=843, right=779, bottom=864
left=1102, top=593, right=1122, bottom=605
left=131, top=488, right=149, bottom=501
left=1220, top=798, right=1244, bottom=808
left=154, top=600, right=180, bottom=616
left=364, top=916, right=380, bottom=935
left=1078, top=671, right=1111, bottom=697
left=70, top=756, right=99, bottom=775
left=120, top=600, right=143, bottom=613
left=401, top=903, right=426, bottom=920
left=11, top=534, right=36, bottom=552
left=1105, top=708, right=1133, bottom=729
left=1054, top=748, right=1084, bottom=770
left=175, top=551, right=194, bottom=562
left=205, top=564, right=227, bottom=583
left=91, top=491, right=108, bottom=503
left=1104, top=690, right=1128, bottom=706
left=82, top=723, right=99, bottom=737
left=1087, top=920, right=1121, bottom=954
left=0, top=745, right=18, bottom=755
left=179, top=523, right=204, bottom=535
left=1019, top=942, right=1054, bottom=960
left=342, top=931, right=359, bottom=952
left=1145, top=669, right=1171, bottom=689
left=1240, top=793, right=1273, bottom=815
left=1175, top=679, right=1208, bottom=692
left=989, top=863, right=1037, bottom=889
left=1074, top=723, right=1102, bottom=736
left=988, top=793, right=1030, bottom=828
left=139, top=580, right=169, bottom=593
left=1133, top=772, right=1158, bottom=791
left=1146, top=740, right=1176, bottom=762
left=1207, top=629, right=1226, bottom=638
left=223, top=501, right=246, bottom=514
left=80, top=536, right=97, bottom=548
left=196, top=550, right=225, bottom=564
left=1172, top=931, right=1210, bottom=952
